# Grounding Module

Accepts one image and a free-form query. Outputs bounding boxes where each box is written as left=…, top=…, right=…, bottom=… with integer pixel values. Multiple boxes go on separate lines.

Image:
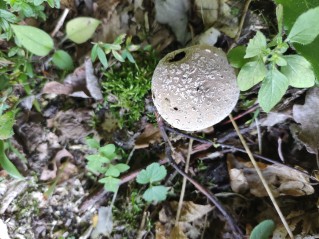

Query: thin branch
left=175, top=138, right=193, bottom=223
left=51, top=8, right=70, bottom=37
left=229, top=114, right=294, bottom=239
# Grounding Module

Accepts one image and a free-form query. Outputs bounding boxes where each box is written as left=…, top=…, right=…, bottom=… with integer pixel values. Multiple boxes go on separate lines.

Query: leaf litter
left=2, top=0, right=319, bottom=239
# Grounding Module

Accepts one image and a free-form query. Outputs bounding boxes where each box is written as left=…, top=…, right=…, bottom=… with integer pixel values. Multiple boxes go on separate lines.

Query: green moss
left=102, top=50, right=158, bottom=128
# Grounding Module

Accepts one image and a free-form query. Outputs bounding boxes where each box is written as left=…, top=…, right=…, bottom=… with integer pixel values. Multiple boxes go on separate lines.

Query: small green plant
left=228, top=5, right=319, bottom=112
left=250, top=219, right=275, bottom=239
left=102, top=49, right=158, bottom=128
left=136, top=163, right=168, bottom=203
left=91, top=34, right=140, bottom=69
left=85, top=138, right=130, bottom=192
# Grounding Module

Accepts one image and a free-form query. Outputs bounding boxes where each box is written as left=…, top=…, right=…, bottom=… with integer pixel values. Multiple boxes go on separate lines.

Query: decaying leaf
left=156, top=201, right=213, bottom=239
left=91, top=206, right=113, bottom=239
left=135, top=124, right=162, bottom=149
left=84, top=57, right=103, bottom=100
left=42, top=81, right=73, bottom=95
left=227, top=155, right=314, bottom=197
left=292, top=88, right=319, bottom=156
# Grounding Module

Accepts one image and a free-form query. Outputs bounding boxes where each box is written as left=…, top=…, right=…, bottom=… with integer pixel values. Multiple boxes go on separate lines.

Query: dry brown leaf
left=135, top=124, right=162, bottom=149
left=169, top=224, right=187, bottom=239
left=85, top=57, right=103, bottom=100
left=42, top=81, right=73, bottom=95
left=155, top=222, right=167, bottom=239
left=170, top=201, right=213, bottom=223
left=292, top=88, right=319, bottom=156
left=228, top=155, right=314, bottom=197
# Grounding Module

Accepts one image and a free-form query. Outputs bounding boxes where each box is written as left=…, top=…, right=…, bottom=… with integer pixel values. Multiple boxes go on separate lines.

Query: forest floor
left=1, top=0, right=319, bottom=239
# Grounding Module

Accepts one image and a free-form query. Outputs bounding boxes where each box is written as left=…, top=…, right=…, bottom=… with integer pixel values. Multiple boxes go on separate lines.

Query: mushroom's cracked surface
left=152, top=44, right=239, bottom=131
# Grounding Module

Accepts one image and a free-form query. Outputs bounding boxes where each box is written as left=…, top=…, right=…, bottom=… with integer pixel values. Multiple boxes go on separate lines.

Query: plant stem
left=175, top=138, right=193, bottom=223
left=229, top=114, right=294, bottom=239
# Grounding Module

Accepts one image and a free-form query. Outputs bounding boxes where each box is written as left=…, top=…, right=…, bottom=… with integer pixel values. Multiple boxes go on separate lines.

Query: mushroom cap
left=152, top=44, right=239, bottom=131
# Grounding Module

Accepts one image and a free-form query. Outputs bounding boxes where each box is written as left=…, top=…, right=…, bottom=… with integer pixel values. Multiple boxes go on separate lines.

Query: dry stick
left=165, top=126, right=319, bottom=182
left=229, top=114, right=294, bottom=239
left=51, top=8, right=70, bottom=37
left=156, top=114, right=243, bottom=239
left=175, top=138, right=193, bottom=223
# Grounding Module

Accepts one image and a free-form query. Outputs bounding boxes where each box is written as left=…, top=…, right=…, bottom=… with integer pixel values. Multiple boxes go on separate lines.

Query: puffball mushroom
left=152, top=44, right=239, bottom=131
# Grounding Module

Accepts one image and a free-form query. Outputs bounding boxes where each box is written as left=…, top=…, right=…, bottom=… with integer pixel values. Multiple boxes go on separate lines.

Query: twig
left=156, top=113, right=243, bottom=239
left=255, top=117, right=262, bottom=154
left=175, top=138, right=193, bottom=223
left=277, top=137, right=285, bottom=163
left=229, top=114, right=294, bottom=239
left=51, top=8, right=70, bottom=37
left=233, top=0, right=252, bottom=46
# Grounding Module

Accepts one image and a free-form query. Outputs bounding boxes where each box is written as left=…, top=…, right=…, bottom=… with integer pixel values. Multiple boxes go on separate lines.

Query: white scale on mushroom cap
left=152, top=44, right=239, bottom=131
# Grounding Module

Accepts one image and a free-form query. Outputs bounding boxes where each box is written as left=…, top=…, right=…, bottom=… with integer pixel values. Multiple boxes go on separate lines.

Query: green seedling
left=136, top=163, right=168, bottom=203
left=228, top=5, right=319, bottom=112
left=85, top=138, right=129, bottom=192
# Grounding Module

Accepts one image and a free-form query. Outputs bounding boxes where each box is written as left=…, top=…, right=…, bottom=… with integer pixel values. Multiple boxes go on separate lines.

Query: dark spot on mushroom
left=173, top=107, right=178, bottom=111
left=169, top=51, right=186, bottom=62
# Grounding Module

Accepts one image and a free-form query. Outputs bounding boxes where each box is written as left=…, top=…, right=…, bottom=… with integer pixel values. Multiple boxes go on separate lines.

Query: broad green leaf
left=286, top=6, right=319, bottom=45
left=114, top=163, right=130, bottom=173
left=66, top=17, right=100, bottom=44
left=11, top=24, right=54, bottom=56
left=85, top=138, right=100, bottom=149
left=97, top=46, right=108, bottom=68
left=0, top=140, right=23, bottom=179
left=86, top=158, right=103, bottom=173
left=86, top=154, right=110, bottom=163
left=0, top=10, right=18, bottom=23
left=275, top=0, right=319, bottom=81
left=0, top=111, right=15, bottom=140
left=258, top=67, right=289, bottom=112
left=281, top=55, right=315, bottom=88
left=142, top=186, right=168, bottom=202
left=136, top=163, right=167, bottom=184
left=99, top=144, right=116, bottom=158
left=274, top=55, right=287, bottom=66
left=105, top=165, right=120, bottom=177
left=52, top=50, right=74, bottom=70
left=103, top=43, right=121, bottom=50
left=99, top=176, right=121, bottom=192
left=237, top=59, right=267, bottom=91
left=250, top=220, right=275, bottom=239
left=245, top=31, right=267, bottom=58
left=227, top=46, right=248, bottom=68
left=123, top=50, right=135, bottom=63
left=276, top=4, right=284, bottom=36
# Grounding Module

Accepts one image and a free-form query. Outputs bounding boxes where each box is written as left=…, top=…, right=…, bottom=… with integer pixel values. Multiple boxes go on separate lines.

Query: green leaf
left=103, top=43, right=121, bottom=50
left=0, top=140, right=23, bottom=179
left=86, top=154, right=110, bottom=163
left=112, top=50, right=124, bottom=62
left=142, top=186, right=168, bottom=202
left=105, top=165, right=120, bottom=177
left=275, top=0, right=319, bottom=81
left=52, top=50, right=74, bottom=70
left=245, top=31, right=267, bottom=58
left=85, top=138, right=100, bottom=149
left=237, top=59, right=267, bottom=91
left=276, top=4, right=284, bottom=36
left=114, top=163, right=129, bottom=173
left=99, top=144, right=116, bottom=158
left=0, top=111, right=15, bottom=140
left=99, top=176, right=121, bottom=192
left=136, top=163, right=167, bottom=184
left=97, top=46, right=108, bottom=68
left=227, top=46, right=248, bottom=68
left=281, top=55, right=315, bottom=88
left=66, top=17, right=100, bottom=44
left=91, top=44, right=99, bottom=61
left=0, top=10, right=18, bottom=23
left=250, top=220, right=275, bottom=239
left=286, top=6, right=319, bottom=45
left=258, top=66, right=289, bottom=112
left=11, top=24, right=54, bottom=56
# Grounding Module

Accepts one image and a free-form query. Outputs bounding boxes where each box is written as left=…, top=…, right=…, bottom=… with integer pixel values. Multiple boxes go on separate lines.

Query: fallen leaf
left=42, top=81, right=73, bottom=95
left=91, top=206, right=113, bottom=238
left=227, top=155, right=314, bottom=197
left=135, top=124, right=162, bottom=149
left=292, top=88, right=319, bottom=156
left=170, top=201, right=213, bottom=223
left=169, top=224, right=187, bottom=239
left=261, top=112, right=291, bottom=127
left=85, top=57, right=103, bottom=100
